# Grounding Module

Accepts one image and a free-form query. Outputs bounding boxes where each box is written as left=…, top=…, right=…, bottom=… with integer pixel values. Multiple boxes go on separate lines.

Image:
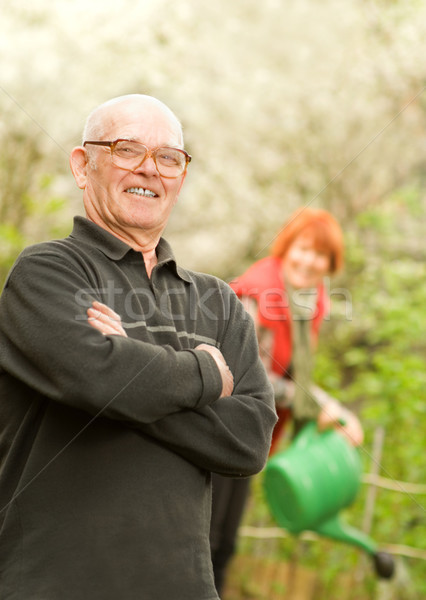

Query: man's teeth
left=126, top=187, right=156, bottom=197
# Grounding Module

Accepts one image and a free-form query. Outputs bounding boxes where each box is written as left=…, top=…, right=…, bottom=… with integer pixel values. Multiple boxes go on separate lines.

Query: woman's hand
left=87, top=301, right=128, bottom=337
left=317, top=400, right=364, bottom=447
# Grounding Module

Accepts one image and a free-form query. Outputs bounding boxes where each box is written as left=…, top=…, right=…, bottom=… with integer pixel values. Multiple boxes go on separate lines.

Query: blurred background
left=1, top=0, right=425, bottom=598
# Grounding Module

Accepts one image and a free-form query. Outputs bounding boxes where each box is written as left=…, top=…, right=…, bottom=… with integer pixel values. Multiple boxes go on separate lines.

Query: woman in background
left=210, top=208, right=363, bottom=595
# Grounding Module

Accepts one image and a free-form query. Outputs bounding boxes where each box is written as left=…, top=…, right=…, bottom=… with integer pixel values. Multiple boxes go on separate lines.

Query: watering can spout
left=314, top=517, right=394, bottom=579
left=314, top=516, right=377, bottom=554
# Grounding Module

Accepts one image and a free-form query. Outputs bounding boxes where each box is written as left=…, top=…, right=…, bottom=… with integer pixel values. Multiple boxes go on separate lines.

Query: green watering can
left=263, top=421, right=394, bottom=578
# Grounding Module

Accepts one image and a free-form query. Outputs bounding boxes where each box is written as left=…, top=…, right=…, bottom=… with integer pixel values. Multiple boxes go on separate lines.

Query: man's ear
left=69, top=147, right=89, bottom=189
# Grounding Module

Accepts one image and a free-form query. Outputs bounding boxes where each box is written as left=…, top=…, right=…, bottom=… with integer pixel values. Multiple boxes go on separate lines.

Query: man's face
left=81, top=100, right=186, bottom=243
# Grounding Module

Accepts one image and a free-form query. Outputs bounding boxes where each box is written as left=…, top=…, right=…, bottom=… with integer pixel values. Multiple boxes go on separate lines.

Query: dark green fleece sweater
left=0, top=217, right=276, bottom=600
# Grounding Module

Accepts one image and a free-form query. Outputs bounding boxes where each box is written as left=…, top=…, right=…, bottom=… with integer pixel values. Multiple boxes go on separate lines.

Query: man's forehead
left=113, top=123, right=180, bottom=142
left=104, top=104, right=182, bottom=145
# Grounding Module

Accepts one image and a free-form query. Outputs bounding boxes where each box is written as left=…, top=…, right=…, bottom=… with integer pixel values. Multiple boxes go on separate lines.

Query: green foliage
left=0, top=102, right=71, bottom=286
left=0, top=182, right=67, bottom=286
left=0, top=224, right=26, bottom=279
left=311, top=192, right=426, bottom=596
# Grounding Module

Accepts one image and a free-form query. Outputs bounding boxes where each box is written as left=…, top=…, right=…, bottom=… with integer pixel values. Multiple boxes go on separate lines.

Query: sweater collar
left=68, top=216, right=192, bottom=283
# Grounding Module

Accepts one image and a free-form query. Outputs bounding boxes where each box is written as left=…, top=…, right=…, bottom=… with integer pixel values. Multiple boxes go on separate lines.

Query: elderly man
left=0, top=95, right=276, bottom=599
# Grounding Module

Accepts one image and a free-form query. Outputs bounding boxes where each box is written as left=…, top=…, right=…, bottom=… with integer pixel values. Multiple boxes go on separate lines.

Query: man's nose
left=133, top=151, right=159, bottom=176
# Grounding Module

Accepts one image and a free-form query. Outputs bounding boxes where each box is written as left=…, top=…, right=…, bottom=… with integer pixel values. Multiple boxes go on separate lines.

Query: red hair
left=270, top=208, right=344, bottom=273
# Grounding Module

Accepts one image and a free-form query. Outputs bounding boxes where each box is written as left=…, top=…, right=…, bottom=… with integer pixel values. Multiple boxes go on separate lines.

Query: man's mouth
left=125, top=187, right=158, bottom=198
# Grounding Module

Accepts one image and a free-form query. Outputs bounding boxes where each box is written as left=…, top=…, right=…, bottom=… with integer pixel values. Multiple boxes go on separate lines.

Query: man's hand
left=87, top=301, right=128, bottom=337
left=195, top=344, right=234, bottom=398
left=317, top=401, right=364, bottom=447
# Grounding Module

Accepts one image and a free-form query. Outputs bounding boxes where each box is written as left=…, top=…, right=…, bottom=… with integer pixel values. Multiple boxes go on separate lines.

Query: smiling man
left=73, top=96, right=187, bottom=277
left=0, top=95, right=276, bottom=599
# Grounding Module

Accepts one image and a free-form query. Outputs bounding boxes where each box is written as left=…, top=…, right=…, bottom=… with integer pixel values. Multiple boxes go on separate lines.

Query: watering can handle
left=293, top=416, right=348, bottom=450
left=292, top=421, right=318, bottom=449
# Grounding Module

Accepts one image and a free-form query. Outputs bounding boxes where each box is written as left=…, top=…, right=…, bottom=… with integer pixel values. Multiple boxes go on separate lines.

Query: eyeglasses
left=83, top=139, right=192, bottom=178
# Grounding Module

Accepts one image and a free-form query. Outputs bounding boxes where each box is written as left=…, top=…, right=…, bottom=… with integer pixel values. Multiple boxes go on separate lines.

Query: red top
left=230, top=256, right=329, bottom=453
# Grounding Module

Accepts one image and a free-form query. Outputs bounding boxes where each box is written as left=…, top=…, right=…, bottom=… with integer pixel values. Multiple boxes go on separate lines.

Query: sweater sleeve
left=0, top=253, right=222, bottom=424
left=136, top=285, right=278, bottom=477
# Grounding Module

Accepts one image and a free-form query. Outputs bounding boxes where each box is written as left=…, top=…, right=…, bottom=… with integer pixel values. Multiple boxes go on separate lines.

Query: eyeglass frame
left=83, top=139, right=192, bottom=178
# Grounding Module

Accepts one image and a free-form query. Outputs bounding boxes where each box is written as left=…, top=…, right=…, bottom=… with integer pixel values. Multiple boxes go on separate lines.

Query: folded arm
left=0, top=253, right=223, bottom=424
left=87, top=301, right=234, bottom=399
left=87, top=292, right=277, bottom=477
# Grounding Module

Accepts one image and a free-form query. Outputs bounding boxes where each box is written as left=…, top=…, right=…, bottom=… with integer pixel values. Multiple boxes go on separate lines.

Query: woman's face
left=282, top=232, right=331, bottom=289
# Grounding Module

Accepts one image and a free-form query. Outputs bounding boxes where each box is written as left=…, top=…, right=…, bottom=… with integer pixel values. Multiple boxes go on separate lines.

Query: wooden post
left=363, top=427, right=385, bottom=534
left=351, top=426, right=385, bottom=593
